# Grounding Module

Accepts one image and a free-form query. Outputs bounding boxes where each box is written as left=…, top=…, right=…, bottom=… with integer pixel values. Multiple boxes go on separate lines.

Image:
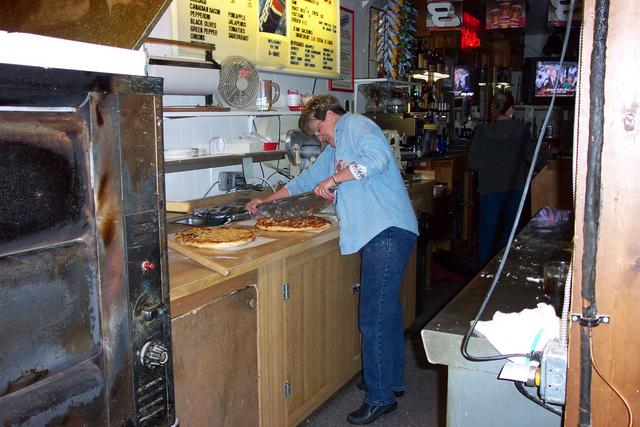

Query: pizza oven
left=0, top=63, right=176, bottom=426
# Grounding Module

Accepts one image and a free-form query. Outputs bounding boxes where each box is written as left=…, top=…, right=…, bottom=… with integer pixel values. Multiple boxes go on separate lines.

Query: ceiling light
left=412, top=72, right=450, bottom=82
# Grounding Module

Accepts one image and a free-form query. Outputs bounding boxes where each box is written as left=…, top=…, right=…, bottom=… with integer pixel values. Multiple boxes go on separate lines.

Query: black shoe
left=346, top=402, right=398, bottom=425
left=356, top=379, right=404, bottom=397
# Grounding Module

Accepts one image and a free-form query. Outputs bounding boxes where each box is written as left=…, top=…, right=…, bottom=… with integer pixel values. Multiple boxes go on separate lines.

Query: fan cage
left=218, top=56, right=260, bottom=109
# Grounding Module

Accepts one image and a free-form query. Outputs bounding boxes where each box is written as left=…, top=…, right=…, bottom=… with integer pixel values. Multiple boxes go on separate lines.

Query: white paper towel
left=147, top=63, right=219, bottom=95
left=475, top=303, right=559, bottom=364
left=0, top=31, right=145, bottom=75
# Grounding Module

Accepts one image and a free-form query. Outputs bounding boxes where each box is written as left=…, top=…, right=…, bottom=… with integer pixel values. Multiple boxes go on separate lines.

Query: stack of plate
left=164, top=148, right=204, bottom=160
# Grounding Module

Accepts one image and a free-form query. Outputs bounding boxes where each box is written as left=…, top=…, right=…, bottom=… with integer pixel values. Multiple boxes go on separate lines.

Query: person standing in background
left=246, top=94, right=418, bottom=425
left=544, top=66, right=560, bottom=89
left=469, top=91, right=547, bottom=268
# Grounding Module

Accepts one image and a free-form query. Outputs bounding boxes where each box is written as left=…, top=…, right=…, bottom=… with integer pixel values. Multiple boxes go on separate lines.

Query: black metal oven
left=0, top=64, right=176, bottom=426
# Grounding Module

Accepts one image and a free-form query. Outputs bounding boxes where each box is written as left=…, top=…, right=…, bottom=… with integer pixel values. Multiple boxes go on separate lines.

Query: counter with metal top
left=422, top=216, right=572, bottom=427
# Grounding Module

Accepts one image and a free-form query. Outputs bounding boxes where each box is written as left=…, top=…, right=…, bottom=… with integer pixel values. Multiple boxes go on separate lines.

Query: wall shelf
left=354, top=78, right=419, bottom=87
left=165, top=150, right=286, bottom=173
left=163, top=108, right=302, bottom=119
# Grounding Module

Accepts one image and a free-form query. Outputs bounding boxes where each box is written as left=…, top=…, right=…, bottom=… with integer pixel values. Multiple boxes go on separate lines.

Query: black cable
left=275, top=115, right=282, bottom=179
left=460, top=0, right=576, bottom=362
left=259, top=162, right=265, bottom=178
left=202, top=180, right=220, bottom=198
left=515, top=381, right=563, bottom=416
left=278, top=115, right=282, bottom=142
left=266, top=166, right=293, bottom=180
left=312, top=78, right=317, bottom=94
left=579, top=1, right=610, bottom=425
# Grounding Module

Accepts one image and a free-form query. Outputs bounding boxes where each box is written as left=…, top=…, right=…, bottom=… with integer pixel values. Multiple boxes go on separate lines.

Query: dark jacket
left=469, top=120, right=546, bottom=194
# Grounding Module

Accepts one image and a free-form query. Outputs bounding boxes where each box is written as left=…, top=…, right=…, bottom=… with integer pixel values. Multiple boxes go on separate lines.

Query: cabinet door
left=284, top=241, right=360, bottom=425
left=172, top=286, right=258, bottom=427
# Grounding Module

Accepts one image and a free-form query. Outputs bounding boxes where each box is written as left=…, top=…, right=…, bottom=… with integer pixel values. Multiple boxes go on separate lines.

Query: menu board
left=174, top=0, right=339, bottom=78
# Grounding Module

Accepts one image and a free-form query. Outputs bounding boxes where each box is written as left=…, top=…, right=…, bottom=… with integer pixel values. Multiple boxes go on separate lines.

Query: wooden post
left=566, top=0, right=640, bottom=425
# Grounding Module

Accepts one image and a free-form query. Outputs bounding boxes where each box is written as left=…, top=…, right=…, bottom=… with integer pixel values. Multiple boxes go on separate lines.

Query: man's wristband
left=331, top=175, right=339, bottom=186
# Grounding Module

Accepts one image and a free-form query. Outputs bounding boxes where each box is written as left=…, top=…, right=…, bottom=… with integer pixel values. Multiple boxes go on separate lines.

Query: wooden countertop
left=168, top=222, right=341, bottom=302
left=167, top=179, right=434, bottom=303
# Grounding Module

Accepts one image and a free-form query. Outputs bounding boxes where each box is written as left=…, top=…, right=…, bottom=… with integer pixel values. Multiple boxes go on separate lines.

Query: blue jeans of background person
left=359, top=227, right=417, bottom=406
left=478, top=190, right=523, bottom=268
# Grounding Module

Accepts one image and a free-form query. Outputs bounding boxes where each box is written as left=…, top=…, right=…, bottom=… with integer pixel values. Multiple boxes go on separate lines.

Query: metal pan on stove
left=171, top=214, right=229, bottom=227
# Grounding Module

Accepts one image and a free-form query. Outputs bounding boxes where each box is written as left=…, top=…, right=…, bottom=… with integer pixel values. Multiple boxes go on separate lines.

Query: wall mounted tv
left=523, top=57, right=578, bottom=104
left=453, top=66, right=473, bottom=98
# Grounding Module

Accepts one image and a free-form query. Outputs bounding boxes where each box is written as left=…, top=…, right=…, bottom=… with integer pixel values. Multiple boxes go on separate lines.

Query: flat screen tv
left=523, top=57, right=578, bottom=104
left=453, top=66, right=473, bottom=98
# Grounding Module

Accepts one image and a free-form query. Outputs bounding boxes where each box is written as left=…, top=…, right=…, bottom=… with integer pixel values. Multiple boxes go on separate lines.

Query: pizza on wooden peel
left=255, top=216, right=332, bottom=232
left=175, top=226, right=255, bottom=249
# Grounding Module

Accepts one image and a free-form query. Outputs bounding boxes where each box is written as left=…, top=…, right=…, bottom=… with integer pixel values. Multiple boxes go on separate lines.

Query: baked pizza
left=255, top=216, right=332, bottom=232
left=175, top=226, right=255, bottom=249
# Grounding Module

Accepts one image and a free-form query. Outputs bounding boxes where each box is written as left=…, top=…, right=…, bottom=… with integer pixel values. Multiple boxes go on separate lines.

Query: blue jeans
left=478, top=190, right=523, bottom=268
left=359, top=227, right=417, bottom=405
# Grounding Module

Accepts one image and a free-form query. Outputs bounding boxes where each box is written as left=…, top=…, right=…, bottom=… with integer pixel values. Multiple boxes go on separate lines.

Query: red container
left=263, top=142, right=279, bottom=151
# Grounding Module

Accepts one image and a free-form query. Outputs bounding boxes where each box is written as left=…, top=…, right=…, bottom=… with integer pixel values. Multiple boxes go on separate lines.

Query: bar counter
left=422, top=214, right=572, bottom=427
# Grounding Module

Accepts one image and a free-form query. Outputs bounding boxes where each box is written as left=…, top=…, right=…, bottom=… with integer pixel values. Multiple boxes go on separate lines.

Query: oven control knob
left=140, top=341, right=169, bottom=369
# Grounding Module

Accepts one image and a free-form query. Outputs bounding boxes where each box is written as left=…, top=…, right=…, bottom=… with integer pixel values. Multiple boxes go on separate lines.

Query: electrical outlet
left=219, top=171, right=245, bottom=191
left=539, top=338, right=567, bottom=405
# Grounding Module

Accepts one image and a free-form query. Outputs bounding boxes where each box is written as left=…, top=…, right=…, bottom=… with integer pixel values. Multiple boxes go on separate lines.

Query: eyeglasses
left=312, top=120, right=323, bottom=136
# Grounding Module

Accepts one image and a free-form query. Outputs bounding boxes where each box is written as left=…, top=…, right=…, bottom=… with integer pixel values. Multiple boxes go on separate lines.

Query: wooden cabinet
left=172, top=283, right=258, bottom=427
left=416, top=152, right=476, bottom=252
left=284, top=241, right=361, bottom=425
left=254, top=240, right=360, bottom=427
left=530, top=158, right=573, bottom=216
left=255, top=238, right=417, bottom=426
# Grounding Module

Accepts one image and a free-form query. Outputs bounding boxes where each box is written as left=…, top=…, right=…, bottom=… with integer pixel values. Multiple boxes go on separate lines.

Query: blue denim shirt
left=286, top=113, right=418, bottom=255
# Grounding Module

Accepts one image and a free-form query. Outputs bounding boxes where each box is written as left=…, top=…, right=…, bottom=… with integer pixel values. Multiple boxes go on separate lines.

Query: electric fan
left=217, top=56, right=260, bottom=109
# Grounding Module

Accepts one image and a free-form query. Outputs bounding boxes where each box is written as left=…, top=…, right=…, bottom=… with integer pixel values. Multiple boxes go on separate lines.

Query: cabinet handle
left=351, top=283, right=361, bottom=294
left=247, top=298, right=257, bottom=309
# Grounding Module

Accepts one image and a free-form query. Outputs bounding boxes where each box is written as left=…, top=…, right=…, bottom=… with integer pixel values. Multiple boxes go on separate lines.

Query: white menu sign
left=175, top=0, right=339, bottom=77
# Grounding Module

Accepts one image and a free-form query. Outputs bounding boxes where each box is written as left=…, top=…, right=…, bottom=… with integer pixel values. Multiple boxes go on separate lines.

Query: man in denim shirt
left=246, top=95, right=418, bottom=425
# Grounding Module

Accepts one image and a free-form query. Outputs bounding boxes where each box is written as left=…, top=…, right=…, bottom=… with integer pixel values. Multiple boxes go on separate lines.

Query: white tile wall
left=150, top=0, right=369, bottom=201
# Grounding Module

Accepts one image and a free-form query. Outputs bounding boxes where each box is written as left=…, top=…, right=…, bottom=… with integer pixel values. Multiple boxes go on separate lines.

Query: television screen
left=534, top=60, right=578, bottom=98
left=453, top=66, right=473, bottom=97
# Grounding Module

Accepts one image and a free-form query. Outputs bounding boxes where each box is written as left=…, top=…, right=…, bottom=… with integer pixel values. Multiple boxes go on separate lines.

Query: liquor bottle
left=417, top=40, right=425, bottom=70
left=437, top=127, right=447, bottom=154
left=412, top=85, right=423, bottom=112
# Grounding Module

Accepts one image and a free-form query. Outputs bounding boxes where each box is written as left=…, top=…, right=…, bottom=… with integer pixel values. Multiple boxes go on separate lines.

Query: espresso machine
left=358, top=81, right=429, bottom=159
left=365, top=112, right=426, bottom=156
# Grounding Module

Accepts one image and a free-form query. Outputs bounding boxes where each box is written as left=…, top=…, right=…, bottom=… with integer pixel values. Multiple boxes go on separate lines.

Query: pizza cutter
left=255, top=191, right=331, bottom=219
